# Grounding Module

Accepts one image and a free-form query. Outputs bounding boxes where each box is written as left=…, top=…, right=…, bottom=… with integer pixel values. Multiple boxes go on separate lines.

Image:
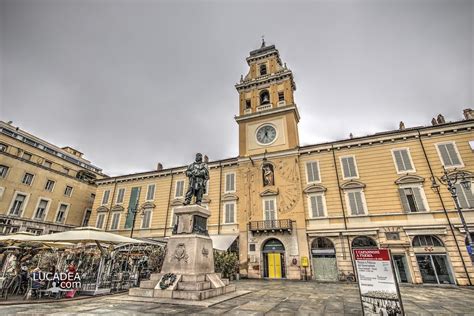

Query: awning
left=209, top=235, right=238, bottom=251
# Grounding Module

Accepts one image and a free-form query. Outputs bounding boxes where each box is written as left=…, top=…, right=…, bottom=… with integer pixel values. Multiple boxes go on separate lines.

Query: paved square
left=1, top=280, right=473, bottom=315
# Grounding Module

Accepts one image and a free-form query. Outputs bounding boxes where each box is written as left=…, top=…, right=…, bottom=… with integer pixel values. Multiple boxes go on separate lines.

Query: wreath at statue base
left=159, top=273, right=177, bottom=290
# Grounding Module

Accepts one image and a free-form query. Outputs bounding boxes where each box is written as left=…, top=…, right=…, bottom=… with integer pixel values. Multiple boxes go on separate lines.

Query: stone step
left=224, top=284, right=236, bottom=293
left=139, top=280, right=158, bottom=289
left=177, top=281, right=211, bottom=291
left=129, top=287, right=154, bottom=298
left=181, top=274, right=206, bottom=282
left=171, top=287, right=225, bottom=301
left=150, top=273, right=163, bottom=281
left=222, top=278, right=229, bottom=285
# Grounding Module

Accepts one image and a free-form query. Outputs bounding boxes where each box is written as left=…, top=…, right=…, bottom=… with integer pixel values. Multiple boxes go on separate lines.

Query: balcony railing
left=249, top=219, right=292, bottom=233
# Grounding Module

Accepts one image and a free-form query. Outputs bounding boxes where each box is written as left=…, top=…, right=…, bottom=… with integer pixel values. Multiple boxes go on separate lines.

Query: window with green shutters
left=346, top=190, right=366, bottom=215
left=309, top=194, right=325, bottom=218
left=306, top=161, right=320, bottom=183
left=455, top=183, right=474, bottom=209
left=392, top=148, right=415, bottom=173
left=398, top=186, right=427, bottom=212
left=437, top=142, right=462, bottom=167
left=340, top=156, right=358, bottom=179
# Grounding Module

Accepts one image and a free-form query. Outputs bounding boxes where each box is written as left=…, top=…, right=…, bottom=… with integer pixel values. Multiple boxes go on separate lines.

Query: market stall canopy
left=0, top=232, right=74, bottom=248
left=210, top=235, right=238, bottom=251
left=30, top=227, right=144, bottom=245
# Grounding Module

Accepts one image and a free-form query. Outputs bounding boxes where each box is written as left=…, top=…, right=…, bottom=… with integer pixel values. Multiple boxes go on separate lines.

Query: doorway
left=392, top=254, right=411, bottom=283
left=262, top=239, right=285, bottom=279
left=311, top=237, right=338, bottom=281
left=416, top=254, right=454, bottom=285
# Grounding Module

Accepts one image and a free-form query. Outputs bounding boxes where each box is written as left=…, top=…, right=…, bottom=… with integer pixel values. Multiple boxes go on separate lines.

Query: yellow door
left=267, top=253, right=282, bottom=278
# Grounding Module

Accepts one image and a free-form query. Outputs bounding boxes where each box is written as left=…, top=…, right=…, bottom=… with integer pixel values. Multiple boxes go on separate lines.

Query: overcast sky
left=1, top=0, right=472, bottom=176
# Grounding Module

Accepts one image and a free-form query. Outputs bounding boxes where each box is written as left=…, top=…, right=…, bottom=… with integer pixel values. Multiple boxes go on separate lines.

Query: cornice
left=234, top=105, right=300, bottom=123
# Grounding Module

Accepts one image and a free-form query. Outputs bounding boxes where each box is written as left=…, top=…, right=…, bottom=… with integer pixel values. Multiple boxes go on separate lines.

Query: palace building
left=88, top=42, right=474, bottom=285
left=0, top=121, right=105, bottom=235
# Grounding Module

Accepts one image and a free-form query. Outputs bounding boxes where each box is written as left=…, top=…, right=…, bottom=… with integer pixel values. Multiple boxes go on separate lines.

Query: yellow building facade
left=90, top=43, right=474, bottom=285
left=0, top=121, right=105, bottom=235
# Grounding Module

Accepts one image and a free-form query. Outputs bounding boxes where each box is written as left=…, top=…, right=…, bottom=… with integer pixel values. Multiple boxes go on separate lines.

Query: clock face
left=256, top=125, right=277, bottom=145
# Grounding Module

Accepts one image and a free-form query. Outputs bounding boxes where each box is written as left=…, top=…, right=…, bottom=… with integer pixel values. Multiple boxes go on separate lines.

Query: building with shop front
left=0, top=121, right=105, bottom=235
left=88, top=42, right=474, bottom=286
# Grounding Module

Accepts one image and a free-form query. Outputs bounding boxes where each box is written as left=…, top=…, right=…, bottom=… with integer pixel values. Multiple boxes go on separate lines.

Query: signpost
left=353, top=248, right=404, bottom=316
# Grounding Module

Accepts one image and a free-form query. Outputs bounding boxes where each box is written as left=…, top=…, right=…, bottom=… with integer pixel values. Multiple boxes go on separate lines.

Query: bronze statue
left=183, top=153, right=209, bottom=205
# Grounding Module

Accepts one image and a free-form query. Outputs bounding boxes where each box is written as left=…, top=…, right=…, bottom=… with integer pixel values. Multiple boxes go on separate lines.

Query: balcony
left=249, top=219, right=292, bottom=234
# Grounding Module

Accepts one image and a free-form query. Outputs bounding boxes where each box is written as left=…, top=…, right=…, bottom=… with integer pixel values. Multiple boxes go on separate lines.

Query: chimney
left=431, top=118, right=438, bottom=126
left=349, top=133, right=354, bottom=139
left=156, top=163, right=163, bottom=171
left=436, top=114, right=445, bottom=124
left=204, top=155, right=209, bottom=163
left=463, top=108, right=474, bottom=120
left=399, top=121, right=405, bottom=130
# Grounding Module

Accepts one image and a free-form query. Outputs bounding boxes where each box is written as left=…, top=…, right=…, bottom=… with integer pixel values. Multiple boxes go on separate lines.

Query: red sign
left=354, top=249, right=390, bottom=261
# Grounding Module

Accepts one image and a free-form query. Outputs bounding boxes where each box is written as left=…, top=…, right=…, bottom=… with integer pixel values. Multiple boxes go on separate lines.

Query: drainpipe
left=163, top=169, right=174, bottom=237
left=331, top=145, right=356, bottom=277
left=217, top=162, right=223, bottom=235
left=104, top=179, right=118, bottom=232
left=417, top=130, right=472, bottom=285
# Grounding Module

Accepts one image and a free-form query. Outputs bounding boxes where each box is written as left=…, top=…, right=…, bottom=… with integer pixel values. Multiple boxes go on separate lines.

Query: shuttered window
left=110, top=212, right=120, bottom=230
left=96, top=213, right=105, bottom=229
left=102, top=190, right=110, bottom=205
left=437, top=143, right=462, bottom=167
left=341, top=156, right=358, bottom=179
left=142, top=209, right=152, bottom=228
left=392, top=149, right=414, bottom=172
left=398, top=186, right=426, bottom=212
left=225, top=173, right=235, bottom=192
left=347, top=190, right=366, bottom=215
left=306, top=161, right=320, bottom=183
left=175, top=181, right=185, bottom=198
left=116, top=188, right=125, bottom=204
left=455, top=183, right=474, bottom=209
left=224, top=203, right=235, bottom=223
left=146, top=184, right=155, bottom=201
left=309, top=194, right=325, bottom=218
left=264, top=199, right=276, bottom=220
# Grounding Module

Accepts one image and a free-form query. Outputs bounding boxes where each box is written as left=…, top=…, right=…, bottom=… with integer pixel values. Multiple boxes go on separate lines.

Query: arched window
left=260, top=64, right=267, bottom=76
left=262, top=238, right=285, bottom=252
left=351, top=236, right=377, bottom=249
left=412, top=235, right=444, bottom=247
left=260, top=90, right=270, bottom=105
left=311, top=237, right=334, bottom=250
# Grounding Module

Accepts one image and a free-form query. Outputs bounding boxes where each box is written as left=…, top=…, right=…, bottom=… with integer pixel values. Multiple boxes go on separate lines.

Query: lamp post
left=129, top=200, right=142, bottom=238
left=431, top=167, right=473, bottom=257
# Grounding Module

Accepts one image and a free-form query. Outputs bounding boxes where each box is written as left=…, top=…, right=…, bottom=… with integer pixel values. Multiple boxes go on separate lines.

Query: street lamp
left=129, top=200, right=143, bottom=238
left=431, top=167, right=473, bottom=257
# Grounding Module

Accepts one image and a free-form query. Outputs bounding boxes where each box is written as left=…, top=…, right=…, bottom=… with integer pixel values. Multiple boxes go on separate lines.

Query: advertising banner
left=353, top=248, right=404, bottom=316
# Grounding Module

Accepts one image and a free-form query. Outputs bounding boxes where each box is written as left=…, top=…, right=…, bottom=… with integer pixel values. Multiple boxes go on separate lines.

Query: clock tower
left=235, top=40, right=300, bottom=157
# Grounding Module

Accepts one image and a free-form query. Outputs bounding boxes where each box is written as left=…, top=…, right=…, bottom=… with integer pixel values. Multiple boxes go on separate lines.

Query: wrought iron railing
left=248, top=219, right=292, bottom=232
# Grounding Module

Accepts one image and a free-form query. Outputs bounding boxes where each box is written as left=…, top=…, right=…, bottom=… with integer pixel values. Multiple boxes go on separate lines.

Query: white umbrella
left=30, top=227, right=144, bottom=245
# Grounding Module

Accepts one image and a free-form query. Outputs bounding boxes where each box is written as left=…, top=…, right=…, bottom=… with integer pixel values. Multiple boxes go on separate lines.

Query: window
left=82, top=209, right=92, bottom=226
left=141, top=208, right=152, bottom=229
left=0, top=165, right=9, bottom=178
left=0, top=143, right=7, bottom=152
left=116, top=188, right=125, bottom=204
left=259, top=63, right=267, bottom=76
left=245, top=100, right=251, bottom=109
left=392, top=148, right=415, bottom=173
left=22, top=173, right=34, bottom=185
left=34, top=199, right=49, bottom=220
left=101, top=190, right=110, bottom=205
left=44, top=180, right=55, bottom=192
left=43, top=160, right=52, bottom=168
left=346, top=189, right=366, bottom=215
left=22, top=152, right=32, bottom=160
left=305, top=161, right=320, bottom=183
left=399, top=186, right=427, bottom=212
left=259, top=90, right=270, bottom=105
left=352, top=236, right=377, bottom=249
left=386, top=232, right=400, bottom=240
left=55, top=204, right=68, bottom=223
left=110, top=212, right=121, bottom=230
left=225, top=173, right=235, bottom=192
left=146, top=184, right=155, bottom=201
left=10, top=194, right=27, bottom=216
left=263, top=198, right=276, bottom=220
left=436, top=142, right=463, bottom=168
left=412, top=235, right=444, bottom=247
left=309, top=194, right=325, bottom=218
left=224, top=202, right=235, bottom=224
left=96, top=213, right=105, bottom=229
left=26, top=228, right=43, bottom=236
left=340, top=156, right=358, bottom=179
left=455, top=183, right=474, bottom=209
left=64, top=186, right=73, bottom=197
left=175, top=180, right=185, bottom=198
left=278, top=91, right=284, bottom=102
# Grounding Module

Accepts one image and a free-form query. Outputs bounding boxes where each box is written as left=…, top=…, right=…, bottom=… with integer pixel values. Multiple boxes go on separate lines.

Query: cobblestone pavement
left=0, top=279, right=473, bottom=315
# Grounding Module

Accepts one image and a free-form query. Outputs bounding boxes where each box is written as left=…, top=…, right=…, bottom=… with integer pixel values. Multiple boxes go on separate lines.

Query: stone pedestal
left=129, top=205, right=235, bottom=301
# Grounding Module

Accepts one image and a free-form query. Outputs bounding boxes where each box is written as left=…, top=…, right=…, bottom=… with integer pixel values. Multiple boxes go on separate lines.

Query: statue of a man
left=183, top=153, right=209, bottom=205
